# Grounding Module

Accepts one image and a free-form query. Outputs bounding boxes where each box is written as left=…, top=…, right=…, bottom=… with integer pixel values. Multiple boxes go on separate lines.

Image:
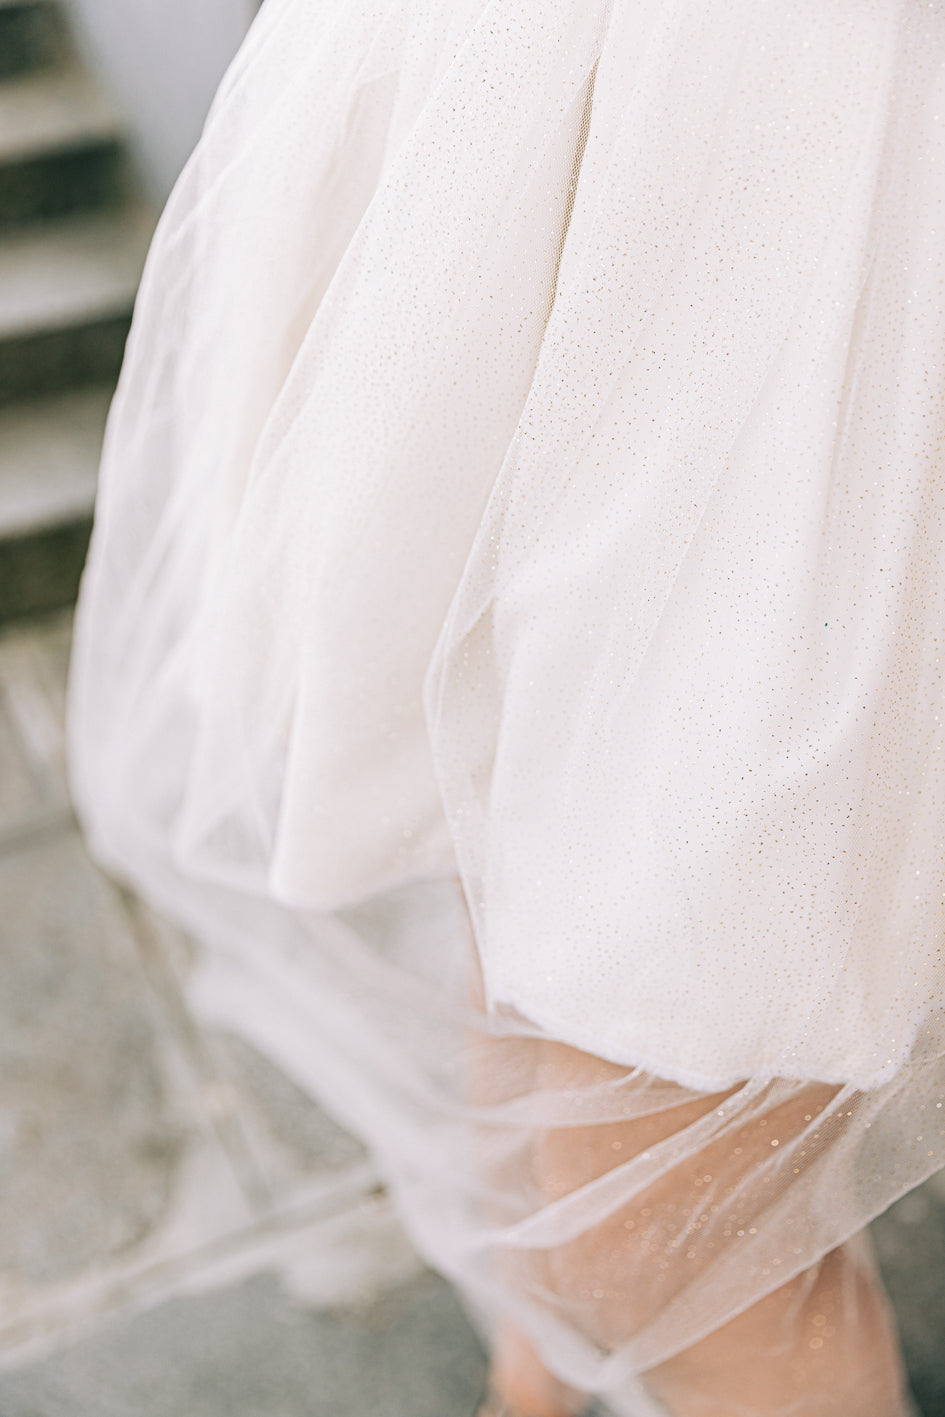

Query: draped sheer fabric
left=69, top=0, right=945, bottom=1411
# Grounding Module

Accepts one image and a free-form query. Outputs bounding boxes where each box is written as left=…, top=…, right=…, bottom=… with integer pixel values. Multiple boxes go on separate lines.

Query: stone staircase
left=0, top=0, right=151, bottom=621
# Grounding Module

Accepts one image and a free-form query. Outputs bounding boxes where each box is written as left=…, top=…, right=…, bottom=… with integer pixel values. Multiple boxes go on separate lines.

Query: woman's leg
left=644, top=1232, right=907, bottom=1417
left=482, top=1235, right=906, bottom=1417
left=477, top=1038, right=909, bottom=1417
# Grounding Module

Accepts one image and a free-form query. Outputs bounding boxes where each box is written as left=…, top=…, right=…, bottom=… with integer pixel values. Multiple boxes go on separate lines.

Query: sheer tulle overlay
left=69, top=0, right=945, bottom=1411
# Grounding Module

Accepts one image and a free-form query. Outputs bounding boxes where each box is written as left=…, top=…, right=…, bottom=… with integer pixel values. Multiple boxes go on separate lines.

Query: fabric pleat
left=69, top=0, right=945, bottom=1410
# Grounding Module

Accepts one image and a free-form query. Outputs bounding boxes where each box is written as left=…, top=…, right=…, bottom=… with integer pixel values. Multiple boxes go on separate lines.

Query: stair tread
left=0, top=63, right=120, bottom=164
left=0, top=385, right=109, bottom=534
left=0, top=207, right=153, bottom=337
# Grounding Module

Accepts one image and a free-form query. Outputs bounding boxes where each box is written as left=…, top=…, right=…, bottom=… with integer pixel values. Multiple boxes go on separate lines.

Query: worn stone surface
left=0, top=609, right=395, bottom=1370
left=0, top=676, right=41, bottom=831
left=0, top=387, right=109, bottom=534
left=0, top=511, right=92, bottom=618
left=0, top=609, right=73, bottom=823
left=0, top=56, right=126, bottom=227
left=0, top=62, right=118, bottom=164
left=0, top=830, right=184, bottom=1285
left=0, top=209, right=148, bottom=338
left=874, top=1172, right=945, bottom=1417
left=0, top=1270, right=486, bottom=1417
left=0, top=1, right=66, bottom=82
left=0, top=4, right=144, bottom=615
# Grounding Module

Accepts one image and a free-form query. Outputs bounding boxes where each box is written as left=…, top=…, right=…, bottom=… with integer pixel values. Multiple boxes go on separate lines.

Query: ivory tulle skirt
left=68, top=0, right=945, bottom=1410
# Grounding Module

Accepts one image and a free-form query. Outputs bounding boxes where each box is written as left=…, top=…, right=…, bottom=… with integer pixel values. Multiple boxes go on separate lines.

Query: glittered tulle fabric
left=69, top=0, right=944, bottom=1410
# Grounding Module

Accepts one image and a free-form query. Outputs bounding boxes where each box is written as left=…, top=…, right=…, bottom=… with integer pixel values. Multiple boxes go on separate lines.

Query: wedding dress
left=68, top=0, right=945, bottom=1411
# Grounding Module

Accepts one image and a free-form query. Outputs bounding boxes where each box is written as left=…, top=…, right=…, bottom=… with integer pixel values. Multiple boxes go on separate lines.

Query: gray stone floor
left=0, top=608, right=481, bottom=1413
left=0, top=1271, right=486, bottom=1417
left=0, top=610, right=942, bottom=1416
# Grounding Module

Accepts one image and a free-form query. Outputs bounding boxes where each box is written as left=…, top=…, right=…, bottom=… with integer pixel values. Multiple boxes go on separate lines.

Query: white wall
left=62, top=0, right=258, bottom=201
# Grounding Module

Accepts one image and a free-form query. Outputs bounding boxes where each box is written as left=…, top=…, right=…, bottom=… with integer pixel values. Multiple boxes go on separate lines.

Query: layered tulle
left=69, top=0, right=945, bottom=1410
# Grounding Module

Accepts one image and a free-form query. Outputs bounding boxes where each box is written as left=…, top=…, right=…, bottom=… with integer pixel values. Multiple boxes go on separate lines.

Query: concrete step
left=0, top=384, right=108, bottom=533
left=0, top=1, right=66, bottom=80
left=0, top=64, right=127, bottom=226
left=0, top=206, right=152, bottom=406
left=0, top=386, right=111, bottom=620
